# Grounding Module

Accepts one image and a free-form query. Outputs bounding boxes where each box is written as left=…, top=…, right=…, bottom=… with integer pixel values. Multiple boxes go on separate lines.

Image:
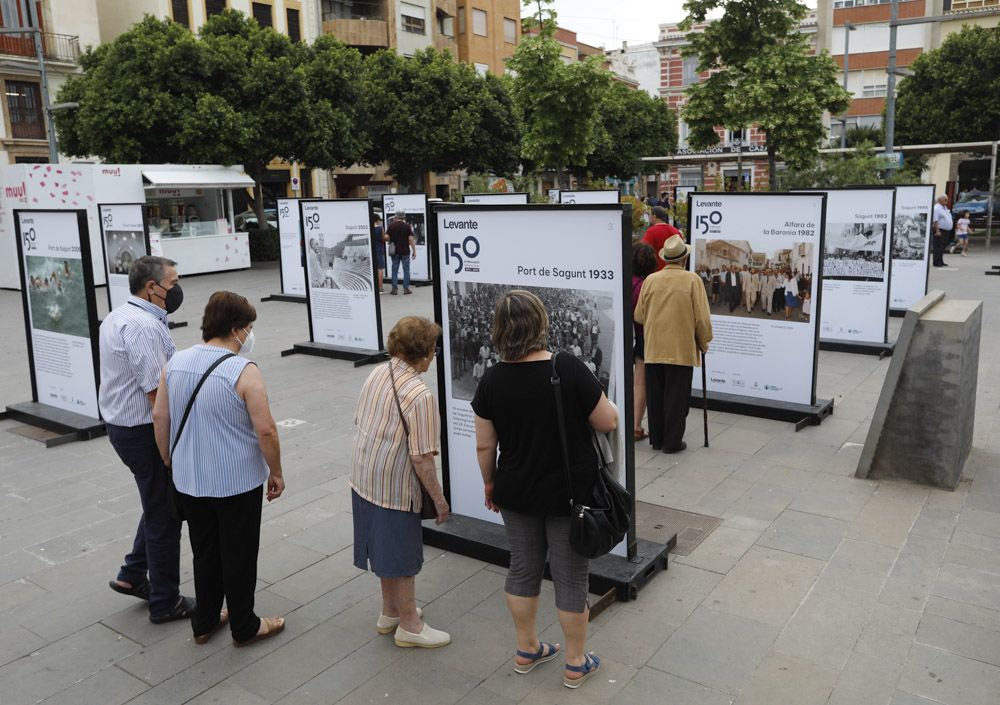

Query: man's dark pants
left=107, top=423, right=181, bottom=618
left=932, top=232, right=947, bottom=266
left=645, top=363, right=694, bottom=451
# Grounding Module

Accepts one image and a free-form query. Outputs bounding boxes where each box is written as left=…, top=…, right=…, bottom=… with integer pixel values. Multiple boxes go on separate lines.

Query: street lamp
left=839, top=22, right=856, bottom=150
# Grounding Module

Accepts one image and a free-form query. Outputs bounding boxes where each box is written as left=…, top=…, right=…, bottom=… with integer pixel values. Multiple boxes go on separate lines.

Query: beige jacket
left=633, top=265, right=713, bottom=367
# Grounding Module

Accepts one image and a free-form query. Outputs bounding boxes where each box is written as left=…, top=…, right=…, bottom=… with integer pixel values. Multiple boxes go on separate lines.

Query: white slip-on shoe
left=394, top=622, right=451, bottom=648
left=376, top=607, right=423, bottom=635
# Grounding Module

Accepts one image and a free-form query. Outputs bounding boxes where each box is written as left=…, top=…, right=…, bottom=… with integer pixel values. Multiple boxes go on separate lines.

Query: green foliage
left=779, top=141, right=922, bottom=189
left=620, top=195, right=648, bottom=238
left=671, top=198, right=689, bottom=235
left=361, top=48, right=520, bottom=184
left=844, top=124, right=883, bottom=148
left=247, top=227, right=280, bottom=261
left=587, top=81, right=678, bottom=181
left=680, top=0, right=850, bottom=189
left=895, top=26, right=1000, bottom=145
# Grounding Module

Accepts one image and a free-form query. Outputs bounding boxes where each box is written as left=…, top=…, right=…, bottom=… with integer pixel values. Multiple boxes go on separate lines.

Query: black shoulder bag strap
left=550, top=352, right=576, bottom=509
left=170, top=352, right=237, bottom=457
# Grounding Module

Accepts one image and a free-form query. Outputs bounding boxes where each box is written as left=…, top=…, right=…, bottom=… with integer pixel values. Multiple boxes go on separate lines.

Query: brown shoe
left=233, top=616, right=285, bottom=647
left=404, top=288, right=413, bottom=295
left=194, top=609, right=229, bottom=645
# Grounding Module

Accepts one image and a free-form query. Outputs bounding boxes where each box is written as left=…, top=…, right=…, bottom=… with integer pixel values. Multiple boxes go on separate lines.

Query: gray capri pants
left=500, top=508, right=589, bottom=613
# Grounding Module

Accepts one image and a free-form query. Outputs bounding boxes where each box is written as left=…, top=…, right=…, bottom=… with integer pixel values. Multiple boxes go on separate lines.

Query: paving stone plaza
left=1, top=253, right=999, bottom=705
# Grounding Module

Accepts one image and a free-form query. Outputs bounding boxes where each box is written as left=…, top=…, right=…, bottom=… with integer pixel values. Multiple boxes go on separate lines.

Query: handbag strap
left=170, top=352, right=236, bottom=456
left=550, top=352, right=576, bottom=508
left=387, top=360, right=410, bottom=439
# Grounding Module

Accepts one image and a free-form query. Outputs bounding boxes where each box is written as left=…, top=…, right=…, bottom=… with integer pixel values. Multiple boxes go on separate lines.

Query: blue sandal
left=514, top=642, right=561, bottom=674
left=563, top=652, right=601, bottom=689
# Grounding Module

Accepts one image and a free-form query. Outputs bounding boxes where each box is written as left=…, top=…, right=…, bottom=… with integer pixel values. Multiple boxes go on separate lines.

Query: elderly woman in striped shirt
left=351, top=316, right=451, bottom=649
left=153, top=291, right=286, bottom=648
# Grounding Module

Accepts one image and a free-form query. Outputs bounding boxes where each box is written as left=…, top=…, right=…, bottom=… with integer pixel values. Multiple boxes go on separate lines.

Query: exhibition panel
left=382, top=193, right=431, bottom=283
left=559, top=190, right=621, bottom=204
left=688, top=192, right=826, bottom=408
left=262, top=197, right=309, bottom=303
left=98, top=204, right=150, bottom=311
left=889, top=185, right=935, bottom=312
left=461, top=193, right=530, bottom=205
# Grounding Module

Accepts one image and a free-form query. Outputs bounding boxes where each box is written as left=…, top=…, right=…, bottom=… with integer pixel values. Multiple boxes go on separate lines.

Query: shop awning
left=142, top=168, right=254, bottom=190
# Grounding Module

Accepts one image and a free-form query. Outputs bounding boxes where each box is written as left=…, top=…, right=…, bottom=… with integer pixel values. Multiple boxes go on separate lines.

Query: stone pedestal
left=857, top=291, right=982, bottom=489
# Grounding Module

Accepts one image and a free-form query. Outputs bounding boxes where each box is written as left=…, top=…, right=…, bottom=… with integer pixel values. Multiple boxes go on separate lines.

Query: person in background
left=473, top=290, right=618, bottom=689
left=931, top=195, right=953, bottom=267
left=351, top=317, right=450, bottom=648
left=634, top=235, right=713, bottom=454
left=373, top=215, right=386, bottom=292
left=783, top=268, right=800, bottom=320
left=100, top=256, right=194, bottom=625
left=641, top=206, right=682, bottom=271
left=153, top=291, right=286, bottom=647
left=953, top=210, right=971, bottom=257
left=387, top=211, right=416, bottom=295
left=632, top=242, right=657, bottom=441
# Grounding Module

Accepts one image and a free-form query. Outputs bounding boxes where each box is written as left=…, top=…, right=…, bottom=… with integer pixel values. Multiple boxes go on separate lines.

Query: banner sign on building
left=276, top=197, right=308, bottom=298
left=889, top=185, right=935, bottom=312
left=805, top=188, right=896, bottom=349
left=300, top=200, right=382, bottom=352
left=461, top=193, right=530, bottom=205
left=688, top=193, right=826, bottom=407
left=559, top=190, right=620, bottom=205
left=14, top=210, right=101, bottom=420
left=98, top=204, right=149, bottom=312
left=382, top=193, right=430, bottom=282
left=432, top=204, right=634, bottom=557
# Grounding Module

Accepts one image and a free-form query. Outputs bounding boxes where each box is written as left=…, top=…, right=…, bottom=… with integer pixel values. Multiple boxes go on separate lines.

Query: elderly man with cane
left=633, top=235, right=713, bottom=453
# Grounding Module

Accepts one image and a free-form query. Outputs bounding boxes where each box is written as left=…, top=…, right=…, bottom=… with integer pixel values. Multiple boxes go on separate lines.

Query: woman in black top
left=473, top=290, right=618, bottom=689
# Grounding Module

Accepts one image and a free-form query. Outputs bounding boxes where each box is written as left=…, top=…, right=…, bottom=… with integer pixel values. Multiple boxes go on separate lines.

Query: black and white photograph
left=385, top=209, right=426, bottom=246
left=447, top=281, right=616, bottom=401
left=892, top=213, right=927, bottom=261
left=695, top=239, right=815, bottom=323
left=104, top=230, right=144, bottom=275
left=305, top=232, right=373, bottom=291
left=824, top=222, right=887, bottom=280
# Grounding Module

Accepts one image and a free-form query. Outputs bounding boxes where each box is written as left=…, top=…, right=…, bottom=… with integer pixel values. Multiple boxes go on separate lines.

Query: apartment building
left=605, top=41, right=661, bottom=98
left=0, top=0, right=97, bottom=164
left=453, top=0, right=519, bottom=75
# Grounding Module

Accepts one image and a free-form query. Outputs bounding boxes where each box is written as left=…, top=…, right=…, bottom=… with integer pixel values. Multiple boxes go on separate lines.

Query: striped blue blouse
left=165, top=344, right=270, bottom=498
left=98, top=296, right=176, bottom=426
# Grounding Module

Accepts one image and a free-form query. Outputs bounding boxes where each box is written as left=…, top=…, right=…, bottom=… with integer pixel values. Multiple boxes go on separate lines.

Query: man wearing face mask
left=99, top=256, right=195, bottom=623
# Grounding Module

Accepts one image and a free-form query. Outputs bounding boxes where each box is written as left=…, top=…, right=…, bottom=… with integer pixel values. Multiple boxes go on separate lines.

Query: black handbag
left=387, top=360, right=438, bottom=520
left=550, top=353, right=632, bottom=559
left=167, top=352, right=237, bottom=521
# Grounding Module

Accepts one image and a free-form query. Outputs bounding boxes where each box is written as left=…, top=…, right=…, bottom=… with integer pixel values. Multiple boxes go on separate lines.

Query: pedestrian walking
left=99, top=256, right=194, bottom=624
left=387, top=211, right=416, bottom=294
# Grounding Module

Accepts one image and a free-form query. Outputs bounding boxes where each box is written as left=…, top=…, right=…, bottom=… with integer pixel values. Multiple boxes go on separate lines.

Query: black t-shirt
left=386, top=219, right=413, bottom=255
left=471, top=353, right=603, bottom=516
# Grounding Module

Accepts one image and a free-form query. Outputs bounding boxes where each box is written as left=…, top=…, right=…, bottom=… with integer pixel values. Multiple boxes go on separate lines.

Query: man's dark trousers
left=107, top=423, right=181, bottom=618
left=932, top=232, right=947, bottom=266
left=645, top=363, right=694, bottom=452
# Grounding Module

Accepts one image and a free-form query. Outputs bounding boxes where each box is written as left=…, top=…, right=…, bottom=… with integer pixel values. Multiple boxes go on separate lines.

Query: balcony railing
left=322, top=0, right=386, bottom=21
left=0, top=32, right=80, bottom=64
left=948, top=0, right=1000, bottom=10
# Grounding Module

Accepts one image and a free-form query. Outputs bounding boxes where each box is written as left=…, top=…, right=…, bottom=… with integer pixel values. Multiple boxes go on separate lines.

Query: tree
left=361, top=48, right=520, bottom=189
left=895, top=25, right=1000, bottom=145
left=507, top=0, right=610, bottom=187
left=680, top=0, right=850, bottom=189
left=843, top=124, right=883, bottom=148
left=586, top=81, right=678, bottom=182
left=780, top=141, right=921, bottom=189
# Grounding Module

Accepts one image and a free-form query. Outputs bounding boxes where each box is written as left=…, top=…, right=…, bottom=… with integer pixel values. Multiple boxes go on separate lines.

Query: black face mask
left=153, top=282, right=184, bottom=314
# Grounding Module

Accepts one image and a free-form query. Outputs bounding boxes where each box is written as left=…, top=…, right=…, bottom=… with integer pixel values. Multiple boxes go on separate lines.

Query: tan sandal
left=194, top=608, right=229, bottom=645
left=233, top=616, right=285, bottom=647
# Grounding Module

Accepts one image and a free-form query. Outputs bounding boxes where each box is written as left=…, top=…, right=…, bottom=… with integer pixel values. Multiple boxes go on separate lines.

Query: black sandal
left=108, top=579, right=150, bottom=601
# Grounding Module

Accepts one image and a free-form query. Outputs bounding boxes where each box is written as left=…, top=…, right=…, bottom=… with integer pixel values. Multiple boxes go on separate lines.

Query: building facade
left=453, top=0, right=519, bottom=75
left=605, top=41, right=660, bottom=98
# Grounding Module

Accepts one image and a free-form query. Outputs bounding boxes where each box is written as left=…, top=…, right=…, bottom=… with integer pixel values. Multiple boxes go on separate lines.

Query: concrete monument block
left=857, top=290, right=982, bottom=489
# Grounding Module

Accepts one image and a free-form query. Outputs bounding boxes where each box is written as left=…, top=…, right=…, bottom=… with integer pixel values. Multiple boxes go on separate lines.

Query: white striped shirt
left=351, top=359, right=440, bottom=512
left=98, top=296, right=176, bottom=426
left=166, top=345, right=270, bottom=498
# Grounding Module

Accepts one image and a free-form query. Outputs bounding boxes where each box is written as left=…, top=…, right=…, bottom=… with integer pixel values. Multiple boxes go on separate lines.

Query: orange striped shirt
left=351, top=359, right=440, bottom=512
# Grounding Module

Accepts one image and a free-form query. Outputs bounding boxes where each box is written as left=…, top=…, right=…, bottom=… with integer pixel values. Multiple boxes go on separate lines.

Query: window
left=474, top=62, right=489, bottom=76
left=322, top=0, right=384, bottom=21
left=252, top=2, right=273, bottom=28
left=862, top=83, right=887, bottom=98
left=205, top=0, right=226, bottom=18
left=682, top=55, right=698, bottom=86
left=171, top=0, right=191, bottom=29
left=437, top=9, right=454, bottom=38
left=678, top=121, right=689, bottom=148
left=286, top=8, right=301, bottom=42
left=833, top=0, right=889, bottom=6
left=400, top=2, right=425, bottom=34
left=679, top=167, right=702, bottom=188
left=503, top=17, right=516, bottom=43
left=458, top=6, right=465, bottom=34
left=6, top=80, right=44, bottom=140
left=472, top=8, right=487, bottom=36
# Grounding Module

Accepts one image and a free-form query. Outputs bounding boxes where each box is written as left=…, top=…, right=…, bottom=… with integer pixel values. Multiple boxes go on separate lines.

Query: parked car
left=235, top=208, right=277, bottom=231
left=951, top=191, right=1000, bottom=227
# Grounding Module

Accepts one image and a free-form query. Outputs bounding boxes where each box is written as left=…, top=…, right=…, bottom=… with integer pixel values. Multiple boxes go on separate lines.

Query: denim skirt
left=352, top=490, right=424, bottom=578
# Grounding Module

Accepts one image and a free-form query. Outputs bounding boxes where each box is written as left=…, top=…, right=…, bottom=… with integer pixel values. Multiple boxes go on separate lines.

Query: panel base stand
left=260, top=294, right=307, bottom=304
left=1, top=402, right=106, bottom=447
left=168, top=320, right=188, bottom=330
left=422, top=514, right=672, bottom=602
left=889, top=309, right=906, bottom=318
left=280, top=341, right=388, bottom=367
left=819, top=339, right=894, bottom=357
left=690, top=390, right=834, bottom=432
left=409, top=280, right=433, bottom=288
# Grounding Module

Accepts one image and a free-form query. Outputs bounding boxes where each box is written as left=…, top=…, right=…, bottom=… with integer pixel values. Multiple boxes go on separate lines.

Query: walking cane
left=701, top=350, right=709, bottom=448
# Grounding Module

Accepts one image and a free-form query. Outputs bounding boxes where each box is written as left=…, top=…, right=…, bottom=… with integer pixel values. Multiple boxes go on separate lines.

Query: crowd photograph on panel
left=694, top=239, right=815, bottom=323
left=306, top=233, right=374, bottom=291
left=823, top=222, right=887, bottom=281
